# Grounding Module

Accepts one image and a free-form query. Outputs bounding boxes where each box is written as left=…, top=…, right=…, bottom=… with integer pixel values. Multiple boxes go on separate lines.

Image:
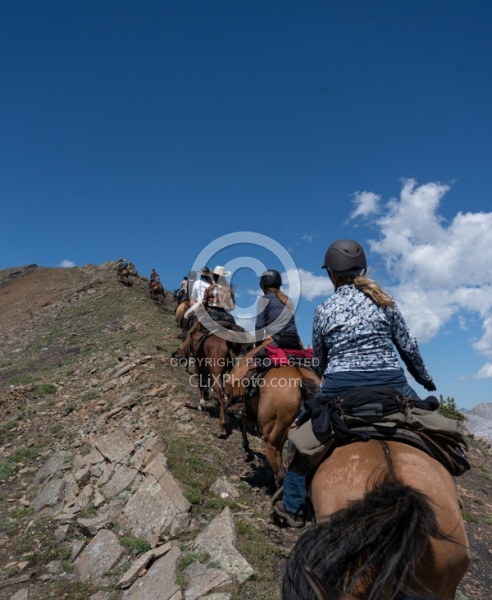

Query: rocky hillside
left=0, top=263, right=491, bottom=600
left=464, top=404, right=492, bottom=445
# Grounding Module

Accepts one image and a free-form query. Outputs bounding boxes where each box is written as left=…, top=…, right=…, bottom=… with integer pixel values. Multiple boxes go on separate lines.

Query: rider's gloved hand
left=424, top=379, right=436, bottom=392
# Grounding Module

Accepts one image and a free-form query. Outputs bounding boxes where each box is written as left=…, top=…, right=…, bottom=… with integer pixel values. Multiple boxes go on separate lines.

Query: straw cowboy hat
left=213, top=265, right=231, bottom=277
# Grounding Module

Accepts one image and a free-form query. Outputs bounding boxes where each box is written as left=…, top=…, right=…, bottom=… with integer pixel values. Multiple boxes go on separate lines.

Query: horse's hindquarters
left=256, top=366, right=319, bottom=488
left=311, top=439, right=387, bottom=517
left=309, top=440, right=469, bottom=599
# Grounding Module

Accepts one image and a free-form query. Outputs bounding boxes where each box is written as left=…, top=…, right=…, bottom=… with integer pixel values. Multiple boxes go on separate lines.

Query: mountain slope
left=1, top=263, right=491, bottom=599
left=464, top=404, right=492, bottom=444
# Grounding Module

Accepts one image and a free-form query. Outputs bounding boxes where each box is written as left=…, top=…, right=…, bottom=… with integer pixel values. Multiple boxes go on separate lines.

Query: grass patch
left=81, top=391, right=99, bottom=402
left=41, top=545, right=72, bottom=563
left=119, top=535, right=151, bottom=555
left=0, top=445, right=42, bottom=481
left=0, top=420, right=18, bottom=444
left=178, top=551, right=210, bottom=570
left=175, top=551, right=212, bottom=591
left=467, top=435, right=491, bottom=456
left=477, top=465, right=492, bottom=481
left=462, top=512, right=479, bottom=523
left=234, top=519, right=289, bottom=599
left=41, top=581, right=102, bottom=599
left=165, top=434, right=221, bottom=511
left=34, top=383, right=57, bottom=396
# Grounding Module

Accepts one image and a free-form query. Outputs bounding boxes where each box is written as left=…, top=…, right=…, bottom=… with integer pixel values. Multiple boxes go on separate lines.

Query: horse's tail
left=283, top=473, right=451, bottom=600
left=300, top=374, right=320, bottom=403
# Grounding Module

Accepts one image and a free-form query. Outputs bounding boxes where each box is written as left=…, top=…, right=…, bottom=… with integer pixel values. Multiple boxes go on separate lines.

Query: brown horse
left=178, top=329, right=251, bottom=436
left=238, top=364, right=320, bottom=489
left=117, top=268, right=130, bottom=285
left=175, top=300, right=190, bottom=332
left=151, top=281, right=166, bottom=304
left=282, top=439, right=470, bottom=600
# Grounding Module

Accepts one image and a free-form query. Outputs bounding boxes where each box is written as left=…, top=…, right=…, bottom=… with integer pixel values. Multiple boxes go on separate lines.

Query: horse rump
left=282, top=471, right=452, bottom=600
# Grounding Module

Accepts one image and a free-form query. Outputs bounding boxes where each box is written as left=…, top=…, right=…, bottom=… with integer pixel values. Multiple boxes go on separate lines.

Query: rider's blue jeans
left=282, top=468, right=306, bottom=515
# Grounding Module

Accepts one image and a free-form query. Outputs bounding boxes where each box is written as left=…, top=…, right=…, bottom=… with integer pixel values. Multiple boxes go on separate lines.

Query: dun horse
left=117, top=268, right=130, bottom=285
left=282, top=438, right=470, bottom=600
left=175, top=299, right=190, bottom=332
left=233, top=363, right=319, bottom=489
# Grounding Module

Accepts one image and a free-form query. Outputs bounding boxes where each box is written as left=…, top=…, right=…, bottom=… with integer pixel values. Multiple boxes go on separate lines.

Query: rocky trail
left=0, top=262, right=491, bottom=599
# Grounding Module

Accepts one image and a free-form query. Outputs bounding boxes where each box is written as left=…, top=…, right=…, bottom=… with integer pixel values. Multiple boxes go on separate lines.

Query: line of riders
left=171, top=239, right=469, bottom=532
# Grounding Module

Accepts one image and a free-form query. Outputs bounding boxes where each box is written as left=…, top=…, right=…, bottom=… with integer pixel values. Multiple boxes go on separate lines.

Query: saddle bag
left=289, top=386, right=470, bottom=477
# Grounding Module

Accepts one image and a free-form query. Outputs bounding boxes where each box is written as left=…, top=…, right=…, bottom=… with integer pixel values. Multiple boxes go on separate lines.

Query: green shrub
left=34, top=383, right=57, bottom=396
left=437, top=395, right=466, bottom=421
left=119, top=535, right=151, bottom=555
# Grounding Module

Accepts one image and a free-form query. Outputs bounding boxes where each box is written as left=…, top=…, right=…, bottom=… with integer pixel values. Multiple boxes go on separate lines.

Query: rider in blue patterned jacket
left=313, top=238, right=435, bottom=400
left=273, top=239, right=436, bottom=530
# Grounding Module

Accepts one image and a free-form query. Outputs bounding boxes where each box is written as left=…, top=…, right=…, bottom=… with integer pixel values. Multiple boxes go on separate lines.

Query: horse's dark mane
left=301, top=567, right=448, bottom=600
left=282, top=472, right=453, bottom=600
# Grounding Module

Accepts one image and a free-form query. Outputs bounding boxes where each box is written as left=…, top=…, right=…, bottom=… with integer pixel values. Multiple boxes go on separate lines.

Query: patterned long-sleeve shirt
left=203, top=282, right=235, bottom=311
left=312, top=285, right=433, bottom=387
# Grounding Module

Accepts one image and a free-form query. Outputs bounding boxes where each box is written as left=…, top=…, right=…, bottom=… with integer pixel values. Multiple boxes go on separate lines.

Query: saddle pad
left=264, top=346, right=314, bottom=366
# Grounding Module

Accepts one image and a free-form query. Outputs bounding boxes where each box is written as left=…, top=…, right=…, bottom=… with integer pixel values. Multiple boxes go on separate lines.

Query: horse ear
left=304, top=566, right=355, bottom=600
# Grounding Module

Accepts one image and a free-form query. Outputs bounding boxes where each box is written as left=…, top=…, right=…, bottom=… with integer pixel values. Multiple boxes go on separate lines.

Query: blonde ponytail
left=352, top=275, right=394, bottom=308
left=264, top=287, right=295, bottom=314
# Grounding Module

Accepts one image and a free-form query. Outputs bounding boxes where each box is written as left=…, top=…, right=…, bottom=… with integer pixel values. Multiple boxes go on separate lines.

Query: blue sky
left=2, top=1, right=491, bottom=410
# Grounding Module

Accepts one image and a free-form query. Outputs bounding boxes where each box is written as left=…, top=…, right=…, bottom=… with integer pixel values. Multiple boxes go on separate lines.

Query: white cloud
left=60, top=260, right=76, bottom=268
left=350, top=191, right=381, bottom=219
left=297, top=179, right=492, bottom=376
left=284, top=268, right=332, bottom=303
left=349, top=178, right=492, bottom=371
left=299, top=233, right=314, bottom=243
left=474, top=362, right=492, bottom=379
left=473, top=317, right=492, bottom=360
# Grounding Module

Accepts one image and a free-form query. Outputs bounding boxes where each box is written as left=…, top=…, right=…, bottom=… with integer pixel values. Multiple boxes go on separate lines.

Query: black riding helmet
left=322, top=239, right=367, bottom=276
left=260, top=269, right=282, bottom=290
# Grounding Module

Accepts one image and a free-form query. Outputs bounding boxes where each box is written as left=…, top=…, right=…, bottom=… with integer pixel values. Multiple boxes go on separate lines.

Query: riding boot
left=180, top=317, right=190, bottom=340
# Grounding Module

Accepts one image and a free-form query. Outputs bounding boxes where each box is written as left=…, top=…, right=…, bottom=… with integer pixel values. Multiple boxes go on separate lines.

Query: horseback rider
left=202, top=266, right=236, bottom=327
left=314, top=238, right=435, bottom=399
left=224, top=269, right=304, bottom=417
left=149, top=268, right=161, bottom=288
left=255, top=269, right=302, bottom=349
left=117, top=259, right=129, bottom=275
left=179, top=266, right=213, bottom=341
left=187, top=270, right=197, bottom=299
left=273, top=239, right=437, bottom=529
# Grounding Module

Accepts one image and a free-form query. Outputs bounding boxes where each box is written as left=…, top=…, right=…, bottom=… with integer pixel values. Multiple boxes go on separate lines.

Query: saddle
left=189, top=321, right=248, bottom=358
left=190, top=329, right=209, bottom=356
left=225, top=344, right=315, bottom=397
left=224, top=344, right=317, bottom=418
left=288, top=386, right=470, bottom=479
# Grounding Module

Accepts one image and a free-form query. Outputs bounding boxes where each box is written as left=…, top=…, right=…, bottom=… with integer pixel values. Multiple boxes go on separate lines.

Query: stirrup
left=271, top=486, right=283, bottom=506
left=272, top=500, right=305, bottom=529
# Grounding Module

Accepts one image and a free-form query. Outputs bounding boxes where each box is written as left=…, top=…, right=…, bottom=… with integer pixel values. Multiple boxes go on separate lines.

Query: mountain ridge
left=1, top=262, right=491, bottom=599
